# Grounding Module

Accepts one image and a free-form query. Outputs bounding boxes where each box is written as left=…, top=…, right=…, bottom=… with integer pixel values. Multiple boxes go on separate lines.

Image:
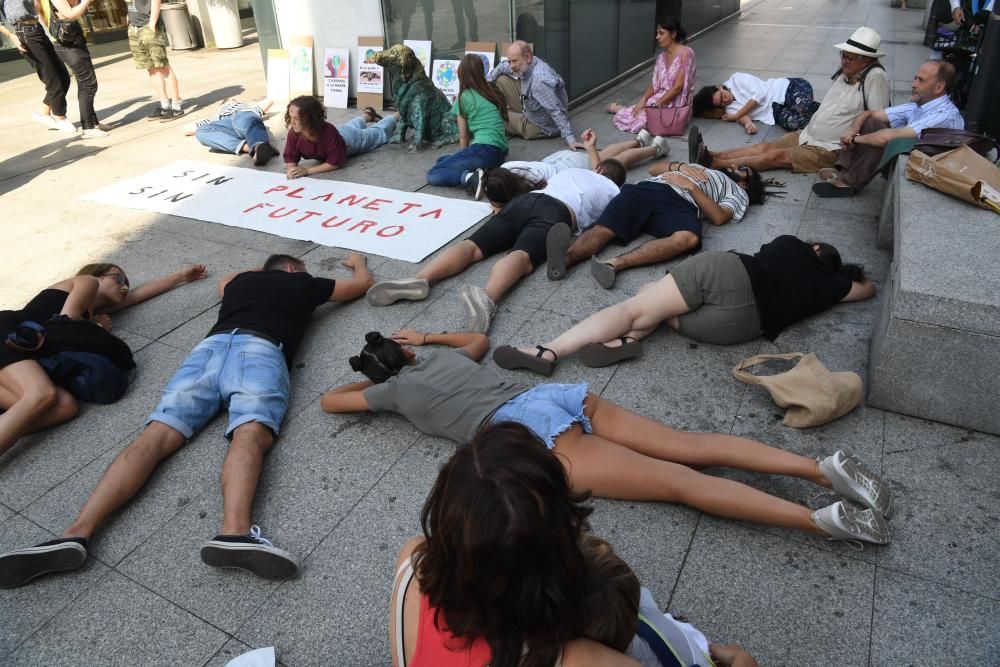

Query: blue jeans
left=338, top=115, right=397, bottom=157
left=426, top=142, right=507, bottom=187
left=491, top=383, right=592, bottom=449
left=148, top=332, right=290, bottom=439
left=195, top=111, right=270, bottom=155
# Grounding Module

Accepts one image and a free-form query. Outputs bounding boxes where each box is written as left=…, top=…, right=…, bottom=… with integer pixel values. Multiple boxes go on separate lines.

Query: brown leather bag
left=916, top=128, right=999, bottom=163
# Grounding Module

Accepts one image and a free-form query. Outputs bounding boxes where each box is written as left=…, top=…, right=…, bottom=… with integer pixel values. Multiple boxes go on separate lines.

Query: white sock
left=171, top=99, right=183, bottom=110
left=160, top=99, right=170, bottom=109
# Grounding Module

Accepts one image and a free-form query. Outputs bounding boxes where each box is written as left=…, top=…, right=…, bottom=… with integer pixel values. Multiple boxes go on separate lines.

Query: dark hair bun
left=365, top=331, right=383, bottom=344
left=349, top=356, right=363, bottom=371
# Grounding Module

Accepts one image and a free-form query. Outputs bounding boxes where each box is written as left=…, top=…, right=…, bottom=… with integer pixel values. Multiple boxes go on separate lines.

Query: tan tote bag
left=905, top=145, right=1000, bottom=212
left=732, top=353, right=863, bottom=428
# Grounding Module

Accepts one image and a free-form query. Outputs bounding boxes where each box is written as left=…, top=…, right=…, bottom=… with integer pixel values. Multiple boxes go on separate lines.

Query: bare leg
left=553, top=425, right=822, bottom=533
left=0, top=369, right=78, bottom=437
left=710, top=142, right=776, bottom=161
left=709, top=148, right=792, bottom=171
left=597, top=141, right=659, bottom=170
left=585, top=394, right=830, bottom=485
left=220, top=422, right=275, bottom=535
left=0, top=361, right=71, bottom=455
left=607, top=231, right=699, bottom=274
left=415, top=239, right=485, bottom=283
left=63, top=422, right=187, bottom=539
left=597, top=139, right=639, bottom=159
left=483, top=250, right=533, bottom=303
left=157, top=66, right=180, bottom=101
left=147, top=68, right=168, bottom=101
left=565, top=225, right=617, bottom=269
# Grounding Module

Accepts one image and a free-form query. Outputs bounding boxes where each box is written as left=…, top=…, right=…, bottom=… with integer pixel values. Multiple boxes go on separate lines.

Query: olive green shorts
left=670, top=251, right=763, bottom=345
left=128, top=24, right=170, bottom=70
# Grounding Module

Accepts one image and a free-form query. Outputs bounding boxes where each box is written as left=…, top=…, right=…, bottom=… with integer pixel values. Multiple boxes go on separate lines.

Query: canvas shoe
left=461, top=284, right=497, bottom=333
left=252, top=142, right=277, bottom=166
left=200, top=525, right=300, bottom=580
left=82, top=127, right=110, bottom=139
left=366, top=278, right=430, bottom=306
left=818, top=450, right=892, bottom=517
left=32, top=112, right=58, bottom=130
left=147, top=105, right=169, bottom=120
left=53, top=117, right=77, bottom=133
left=464, top=168, right=485, bottom=200
left=545, top=223, right=572, bottom=281
left=636, top=128, right=654, bottom=148
left=0, top=538, right=88, bottom=588
left=811, top=501, right=889, bottom=545
left=652, top=135, right=671, bottom=157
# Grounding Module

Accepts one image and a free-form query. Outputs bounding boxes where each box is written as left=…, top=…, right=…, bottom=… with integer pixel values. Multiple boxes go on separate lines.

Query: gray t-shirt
left=363, top=349, right=529, bottom=443
left=126, top=0, right=157, bottom=27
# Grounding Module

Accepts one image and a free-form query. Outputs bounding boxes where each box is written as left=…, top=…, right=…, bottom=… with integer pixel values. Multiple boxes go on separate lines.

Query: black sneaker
left=0, top=538, right=88, bottom=588
left=464, top=168, right=485, bottom=200
left=252, top=142, right=277, bottom=166
left=160, top=107, right=185, bottom=121
left=147, top=106, right=169, bottom=120
left=200, top=525, right=299, bottom=580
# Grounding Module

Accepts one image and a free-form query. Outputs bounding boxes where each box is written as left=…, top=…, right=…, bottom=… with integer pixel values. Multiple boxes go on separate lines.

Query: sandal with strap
left=363, top=106, right=384, bottom=121
left=579, top=337, right=642, bottom=368
left=493, top=345, right=557, bottom=377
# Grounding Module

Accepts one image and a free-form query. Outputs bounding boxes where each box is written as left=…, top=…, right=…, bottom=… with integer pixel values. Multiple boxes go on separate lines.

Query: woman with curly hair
left=388, top=421, right=637, bottom=666
left=426, top=53, right=509, bottom=188
left=283, top=95, right=399, bottom=179
left=0, top=262, right=208, bottom=457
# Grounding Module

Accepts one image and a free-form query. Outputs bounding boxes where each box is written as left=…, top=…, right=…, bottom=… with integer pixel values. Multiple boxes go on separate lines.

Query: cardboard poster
left=288, top=37, right=314, bottom=98
left=431, top=59, right=460, bottom=103
left=404, top=39, right=432, bottom=77
left=81, top=161, right=494, bottom=263
left=357, top=45, right=385, bottom=95
left=465, top=50, right=495, bottom=75
left=323, top=47, right=350, bottom=108
left=265, top=49, right=289, bottom=101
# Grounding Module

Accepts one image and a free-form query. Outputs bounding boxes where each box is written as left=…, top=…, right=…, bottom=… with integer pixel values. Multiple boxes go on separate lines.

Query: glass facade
left=380, top=0, right=739, bottom=100
left=1, top=0, right=128, bottom=52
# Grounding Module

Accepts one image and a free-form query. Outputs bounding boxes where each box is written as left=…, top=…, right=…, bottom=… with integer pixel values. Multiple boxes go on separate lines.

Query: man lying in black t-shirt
left=0, top=252, right=374, bottom=587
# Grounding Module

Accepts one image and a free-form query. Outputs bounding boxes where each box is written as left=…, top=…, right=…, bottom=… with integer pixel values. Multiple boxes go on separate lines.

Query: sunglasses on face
left=99, top=273, right=130, bottom=288
left=840, top=51, right=865, bottom=62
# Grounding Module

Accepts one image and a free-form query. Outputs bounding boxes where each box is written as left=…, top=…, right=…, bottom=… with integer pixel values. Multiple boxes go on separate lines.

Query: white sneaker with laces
left=461, top=284, right=497, bottom=333
left=53, top=118, right=77, bottom=133
left=818, top=450, right=892, bottom=517
left=652, top=135, right=671, bottom=157
left=636, top=128, right=654, bottom=148
left=32, top=112, right=58, bottom=130
left=82, top=127, right=110, bottom=139
left=811, top=500, right=889, bottom=545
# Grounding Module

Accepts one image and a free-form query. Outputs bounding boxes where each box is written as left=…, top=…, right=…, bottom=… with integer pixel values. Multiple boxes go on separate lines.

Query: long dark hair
left=656, top=15, right=687, bottom=43
left=482, top=167, right=541, bottom=207
left=285, top=95, right=326, bottom=137
left=458, top=53, right=509, bottom=122
left=692, top=85, right=719, bottom=116
left=807, top=241, right=867, bottom=282
left=349, top=332, right=409, bottom=383
left=414, top=422, right=594, bottom=667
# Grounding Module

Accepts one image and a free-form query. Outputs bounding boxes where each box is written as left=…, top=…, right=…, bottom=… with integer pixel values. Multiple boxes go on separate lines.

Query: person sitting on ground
left=0, top=253, right=374, bottom=588
left=427, top=53, right=509, bottom=189
left=495, top=235, right=874, bottom=374
left=0, top=262, right=207, bottom=459
left=284, top=96, right=400, bottom=179
left=389, top=422, right=639, bottom=666
left=692, top=73, right=820, bottom=134
left=545, top=160, right=763, bottom=290
left=812, top=60, right=962, bottom=198
left=580, top=535, right=759, bottom=667
left=606, top=16, right=696, bottom=137
left=366, top=160, right=625, bottom=333
left=487, top=40, right=577, bottom=147
left=465, top=126, right=669, bottom=199
left=325, top=330, right=892, bottom=545
left=691, top=26, right=890, bottom=174
left=183, top=97, right=279, bottom=166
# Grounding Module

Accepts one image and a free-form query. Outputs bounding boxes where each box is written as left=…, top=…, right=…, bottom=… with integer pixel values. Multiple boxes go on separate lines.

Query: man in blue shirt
left=486, top=41, right=577, bottom=148
left=813, top=60, right=964, bottom=197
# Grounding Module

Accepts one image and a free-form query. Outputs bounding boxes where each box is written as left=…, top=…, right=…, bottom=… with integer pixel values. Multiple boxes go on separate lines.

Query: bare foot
left=605, top=102, right=625, bottom=114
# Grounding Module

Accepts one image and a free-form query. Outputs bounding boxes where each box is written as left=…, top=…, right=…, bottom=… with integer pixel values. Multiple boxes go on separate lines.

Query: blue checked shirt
left=488, top=57, right=576, bottom=145
left=885, top=94, right=964, bottom=136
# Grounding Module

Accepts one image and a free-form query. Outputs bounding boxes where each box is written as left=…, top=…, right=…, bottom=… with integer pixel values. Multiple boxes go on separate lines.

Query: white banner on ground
left=81, top=161, right=492, bottom=263
left=323, top=48, right=350, bottom=108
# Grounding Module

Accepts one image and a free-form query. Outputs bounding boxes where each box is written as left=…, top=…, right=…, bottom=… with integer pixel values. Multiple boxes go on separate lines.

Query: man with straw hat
left=690, top=27, right=890, bottom=174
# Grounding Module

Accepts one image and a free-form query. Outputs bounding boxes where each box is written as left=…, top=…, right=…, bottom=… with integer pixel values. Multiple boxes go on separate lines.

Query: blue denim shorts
left=148, top=332, right=290, bottom=439
left=490, top=383, right=592, bottom=449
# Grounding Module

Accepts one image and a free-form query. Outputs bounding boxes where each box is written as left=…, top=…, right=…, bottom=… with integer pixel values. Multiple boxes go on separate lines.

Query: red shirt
left=282, top=122, right=346, bottom=167
left=410, top=594, right=492, bottom=667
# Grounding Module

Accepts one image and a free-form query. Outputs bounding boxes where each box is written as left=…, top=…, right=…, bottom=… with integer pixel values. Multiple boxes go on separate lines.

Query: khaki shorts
left=772, top=131, right=838, bottom=173
left=670, top=251, right=762, bottom=345
left=128, top=25, right=170, bottom=70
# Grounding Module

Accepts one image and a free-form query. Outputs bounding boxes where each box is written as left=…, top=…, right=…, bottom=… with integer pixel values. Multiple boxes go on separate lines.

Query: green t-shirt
left=451, top=89, right=508, bottom=151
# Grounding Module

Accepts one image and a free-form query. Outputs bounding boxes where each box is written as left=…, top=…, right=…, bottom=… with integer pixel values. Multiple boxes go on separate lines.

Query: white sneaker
left=32, top=112, right=58, bottom=130
left=818, top=451, right=892, bottom=517
left=53, top=118, right=77, bottom=133
left=812, top=501, right=890, bottom=545
left=636, top=128, right=654, bottom=148
left=461, top=284, right=497, bottom=333
left=652, top=135, right=671, bottom=157
left=81, top=127, right=110, bottom=139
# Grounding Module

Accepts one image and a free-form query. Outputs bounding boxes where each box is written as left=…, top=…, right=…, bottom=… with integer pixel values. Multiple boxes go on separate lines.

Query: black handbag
left=916, top=128, right=1000, bottom=162
left=48, top=14, right=82, bottom=44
